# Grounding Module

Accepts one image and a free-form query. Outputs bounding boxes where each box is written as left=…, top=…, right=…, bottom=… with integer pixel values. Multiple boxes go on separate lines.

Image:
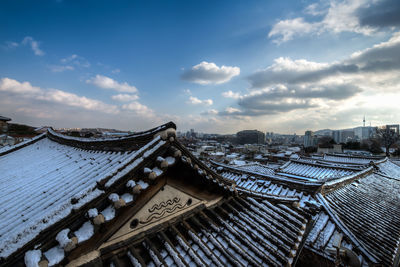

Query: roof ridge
left=316, top=193, right=379, bottom=264
left=322, top=166, right=374, bottom=192
left=46, top=122, right=177, bottom=152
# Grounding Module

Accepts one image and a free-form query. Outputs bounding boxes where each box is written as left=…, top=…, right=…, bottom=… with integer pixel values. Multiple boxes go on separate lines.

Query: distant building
left=341, top=130, right=355, bottom=143
left=0, top=115, right=11, bottom=134
left=354, top=126, right=375, bottom=141
left=386, top=124, right=400, bottom=135
left=304, top=130, right=317, bottom=147
left=236, top=130, right=265, bottom=144
left=332, top=129, right=355, bottom=143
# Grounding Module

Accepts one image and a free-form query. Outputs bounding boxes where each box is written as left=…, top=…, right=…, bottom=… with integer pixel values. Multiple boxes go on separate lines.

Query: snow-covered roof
left=323, top=153, right=385, bottom=165
left=103, top=196, right=314, bottom=267
left=321, top=170, right=400, bottom=266
left=0, top=121, right=238, bottom=266
left=234, top=162, right=275, bottom=176
left=278, top=161, right=358, bottom=181
left=0, top=115, right=11, bottom=121
left=0, top=134, right=165, bottom=258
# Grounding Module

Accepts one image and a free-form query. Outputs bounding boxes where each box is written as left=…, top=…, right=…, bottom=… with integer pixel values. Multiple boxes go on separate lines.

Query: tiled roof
left=234, top=162, right=275, bottom=175
left=0, top=115, right=11, bottom=121
left=0, top=122, right=238, bottom=266
left=102, top=196, right=313, bottom=267
left=0, top=134, right=166, bottom=258
left=278, top=160, right=357, bottom=181
left=322, top=172, right=400, bottom=266
left=323, top=154, right=385, bottom=165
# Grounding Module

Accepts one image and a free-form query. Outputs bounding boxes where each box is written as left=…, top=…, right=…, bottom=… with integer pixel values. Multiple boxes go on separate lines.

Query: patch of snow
left=153, top=167, right=163, bottom=176
left=121, top=193, right=134, bottom=203
left=126, top=180, right=136, bottom=188
left=127, top=251, right=141, bottom=267
left=44, top=246, right=64, bottom=266
left=101, top=205, right=116, bottom=221
left=108, top=193, right=119, bottom=202
left=87, top=208, right=98, bottom=218
left=55, top=229, right=71, bottom=248
left=24, top=250, right=41, bottom=267
left=74, top=221, right=94, bottom=243
left=166, top=156, right=175, bottom=165
left=137, top=180, right=149, bottom=189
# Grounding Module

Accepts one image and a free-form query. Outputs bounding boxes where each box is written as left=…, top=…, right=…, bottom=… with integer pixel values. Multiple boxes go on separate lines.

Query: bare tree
left=376, top=126, right=399, bottom=157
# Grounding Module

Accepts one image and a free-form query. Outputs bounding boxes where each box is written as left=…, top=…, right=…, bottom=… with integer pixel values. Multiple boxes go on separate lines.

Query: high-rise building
left=304, top=130, right=315, bottom=147
left=236, top=130, right=265, bottom=144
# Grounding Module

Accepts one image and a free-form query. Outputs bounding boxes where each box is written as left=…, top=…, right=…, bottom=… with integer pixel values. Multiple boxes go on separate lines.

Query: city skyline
left=1, top=0, right=400, bottom=134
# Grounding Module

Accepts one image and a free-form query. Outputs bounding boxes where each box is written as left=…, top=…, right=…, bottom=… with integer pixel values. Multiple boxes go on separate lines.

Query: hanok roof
left=210, top=161, right=322, bottom=205
left=211, top=156, right=400, bottom=266
left=319, top=164, right=400, bottom=266
left=277, top=160, right=359, bottom=181
left=322, top=153, right=386, bottom=165
left=0, top=115, right=11, bottom=122
left=0, top=122, right=315, bottom=267
left=232, top=162, right=276, bottom=176
left=100, top=196, right=313, bottom=267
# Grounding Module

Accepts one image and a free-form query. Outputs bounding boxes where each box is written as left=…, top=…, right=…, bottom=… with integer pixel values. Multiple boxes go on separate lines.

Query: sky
left=1, top=0, right=400, bottom=134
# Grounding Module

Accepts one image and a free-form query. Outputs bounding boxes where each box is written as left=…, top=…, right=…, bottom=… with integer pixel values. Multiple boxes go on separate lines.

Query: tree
left=369, top=139, right=383, bottom=154
left=376, top=126, right=399, bottom=157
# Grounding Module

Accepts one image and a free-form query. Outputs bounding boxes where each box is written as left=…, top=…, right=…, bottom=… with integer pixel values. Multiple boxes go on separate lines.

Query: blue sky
left=1, top=0, right=400, bottom=133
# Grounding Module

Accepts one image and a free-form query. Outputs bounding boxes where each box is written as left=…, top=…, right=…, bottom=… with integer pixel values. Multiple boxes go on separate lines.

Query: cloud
left=201, top=109, right=218, bottom=115
left=268, top=18, right=318, bottom=44
left=86, top=75, right=138, bottom=93
left=181, top=61, right=240, bottom=84
left=111, top=94, right=139, bottom=102
left=4, top=41, right=19, bottom=49
left=220, top=31, right=400, bottom=118
left=222, top=90, right=241, bottom=99
left=0, top=77, right=118, bottom=114
left=268, top=0, right=393, bottom=44
left=357, top=0, right=400, bottom=28
left=48, top=65, right=75, bottom=72
left=22, top=37, right=45, bottom=56
left=188, top=96, right=213, bottom=106
left=122, top=101, right=153, bottom=116
left=251, top=31, right=400, bottom=87
left=61, top=54, right=90, bottom=68
left=112, top=69, right=120, bottom=74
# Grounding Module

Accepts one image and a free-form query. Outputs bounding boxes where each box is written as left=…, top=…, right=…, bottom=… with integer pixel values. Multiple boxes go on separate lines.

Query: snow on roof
left=278, top=161, right=357, bottom=181
left=322, top=172, right=400, bottom=266
left=0, top=135, right=164, bottom=258
left=0, top=115, right=11, bottom=121
left=323, top=154, right=384, bottom=165
left=234, top=162, right=275, bottom=176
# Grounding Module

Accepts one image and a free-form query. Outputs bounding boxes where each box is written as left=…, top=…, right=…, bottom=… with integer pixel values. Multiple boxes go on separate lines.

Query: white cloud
left=122, top=101, right=153, bottom=116
left=111, top=94, right=139, bottom=102
left=269, top=0, right=377, bottom=44
left=188, top=96, right=213, bottom=106
left=61, top=54, right=90, bottom=68
left=86, top=75, right=138, bottom=93
left=4, top=41, right=19, bottom=49
left=181, top=61, right=240, bottom=84
left=0, top=77, right=119, bottom=114
left=22, top=36, right=44, bottom=56
left=201, top=109, right=218, bottom=115
left=49, top=65, right=75, bottom=73
left=222, top=90, right=241, bottom=99
left=269, top=18, right=318, bottom=44
left=225, top=31, right=400, bottom=118
left=224, top=107, right=242, bottom=114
